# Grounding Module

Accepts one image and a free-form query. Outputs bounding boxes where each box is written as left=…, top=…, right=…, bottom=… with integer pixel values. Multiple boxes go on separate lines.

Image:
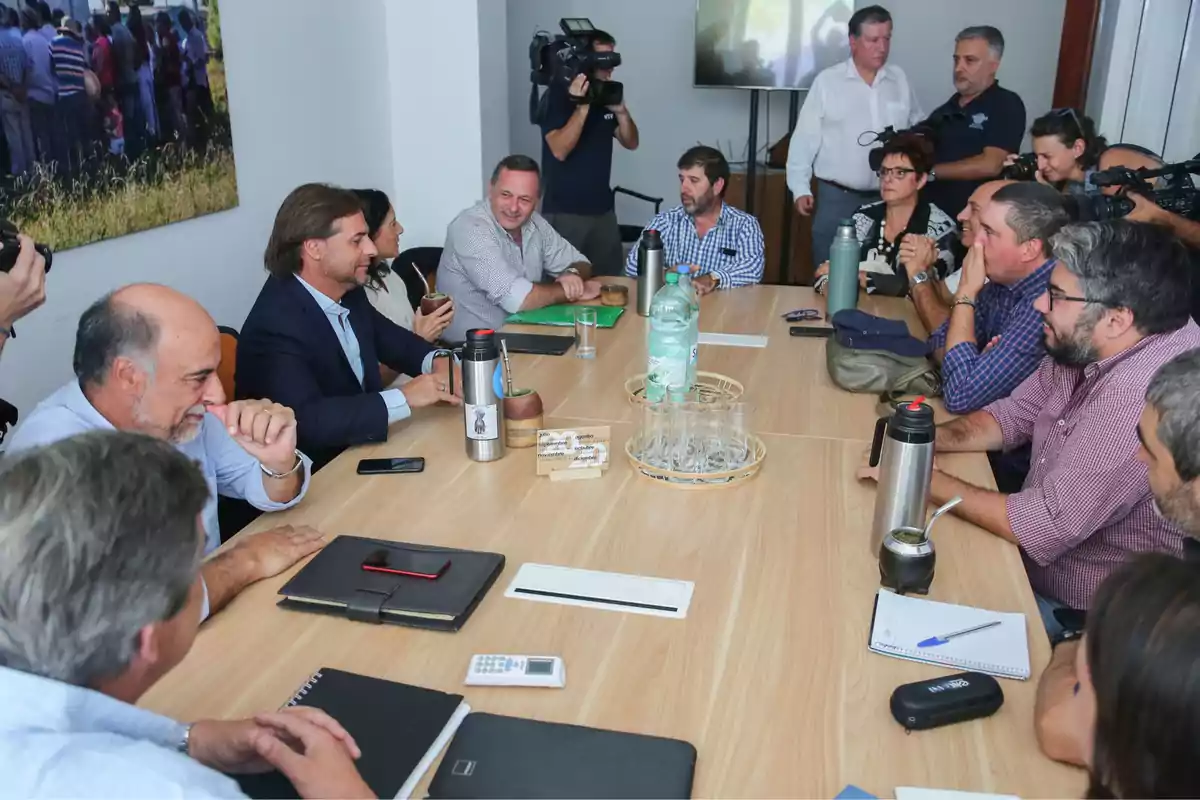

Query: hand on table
left=252, top=709, right=375, bottom=798
left=430, top=354, right=464, bottom=399
left=208, top=400, right=298, bottom=475
left=556, top=273, right=585, bottom=301
left=231, top=524, right=327, bottom=582
left=579, top=279, right=603, bottom=301
left=795, top=195, right=814, bottom=216
left=189, top=706, right=361, bottom=777
left=413, top=300, right=454, bottom=343
left=692, top=274, right=718, bottom=296
left=400, top=372, right=462, bottom=409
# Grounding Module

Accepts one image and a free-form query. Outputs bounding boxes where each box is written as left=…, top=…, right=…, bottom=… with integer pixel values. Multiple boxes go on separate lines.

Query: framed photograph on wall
left=0, top=0, right=237, bottom=251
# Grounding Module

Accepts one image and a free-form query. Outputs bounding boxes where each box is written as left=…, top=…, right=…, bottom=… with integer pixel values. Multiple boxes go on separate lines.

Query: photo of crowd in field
left=0, top=0, right=236, bottom=251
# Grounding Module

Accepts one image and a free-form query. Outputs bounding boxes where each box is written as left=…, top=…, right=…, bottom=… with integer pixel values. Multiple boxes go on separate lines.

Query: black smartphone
left=789, top=326, right=835, bottom=338
left=362, top=547, right=450, bottom=580
left=356, top=457, right=426, bottom=475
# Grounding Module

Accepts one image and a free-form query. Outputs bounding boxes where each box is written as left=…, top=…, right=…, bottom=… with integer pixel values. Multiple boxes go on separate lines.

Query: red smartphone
left=361, top=548, right=450, bottom=580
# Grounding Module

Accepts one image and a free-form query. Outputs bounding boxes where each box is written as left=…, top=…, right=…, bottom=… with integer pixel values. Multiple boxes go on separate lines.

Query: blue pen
left=917, top=620, right=1001, bottom=648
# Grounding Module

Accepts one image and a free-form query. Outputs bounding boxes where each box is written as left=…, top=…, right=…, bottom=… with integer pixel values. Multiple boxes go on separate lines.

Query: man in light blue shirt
left=0, top=432, right=372, bottom=798
left=7, top=284, right=324, bottom=620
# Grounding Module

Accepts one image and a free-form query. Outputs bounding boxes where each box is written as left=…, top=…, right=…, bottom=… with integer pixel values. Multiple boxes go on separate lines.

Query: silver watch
left=260, top=449, right=304, bottom=480
left=178, top=722, right=193, bottom=754
left=908, top=270, right=932, bottom=288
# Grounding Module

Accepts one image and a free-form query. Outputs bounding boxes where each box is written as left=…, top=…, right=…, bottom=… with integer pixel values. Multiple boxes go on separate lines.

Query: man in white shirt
left=7, top=284, right=324, bottom=622
left=785, top=5, right=923, bottom=271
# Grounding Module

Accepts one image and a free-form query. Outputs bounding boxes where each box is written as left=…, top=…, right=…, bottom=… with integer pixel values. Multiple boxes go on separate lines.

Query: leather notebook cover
left=496, top=331, right=575, bottom=356
left=234, top=667, right=467, bottom=799
left=428, top=712, right=697, bottom=799
left=277, top=535, right=505, bottom=632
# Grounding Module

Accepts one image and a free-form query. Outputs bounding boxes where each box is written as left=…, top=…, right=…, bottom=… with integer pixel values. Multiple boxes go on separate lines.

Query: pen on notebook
left=917, top=620, right=1002, bottom=648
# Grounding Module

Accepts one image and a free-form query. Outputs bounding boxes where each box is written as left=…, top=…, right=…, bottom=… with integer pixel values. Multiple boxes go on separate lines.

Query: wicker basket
left=624, top=434, right=766, bottom=490
left=625, top=371, right=745, bottom=408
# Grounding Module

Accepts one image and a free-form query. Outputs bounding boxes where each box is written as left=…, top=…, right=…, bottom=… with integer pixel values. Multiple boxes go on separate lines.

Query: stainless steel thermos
left=868, top=398, right=935, bottom=553
left=636, top=228, right=665, bottom=317
left=460, top=329, right=505, bottom=462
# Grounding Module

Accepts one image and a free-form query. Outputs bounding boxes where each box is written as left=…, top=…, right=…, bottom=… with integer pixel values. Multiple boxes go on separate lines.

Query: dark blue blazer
left=236, top=274, right=434, bottom=468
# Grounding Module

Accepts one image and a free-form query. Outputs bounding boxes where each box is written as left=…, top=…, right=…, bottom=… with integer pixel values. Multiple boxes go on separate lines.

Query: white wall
left=3, top=0, right=508, bottom=415
left=506, top=0, right=1065, bottom=226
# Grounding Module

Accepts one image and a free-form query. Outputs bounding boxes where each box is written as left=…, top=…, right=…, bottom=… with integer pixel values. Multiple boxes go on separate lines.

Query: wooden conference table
left=143, top=279, right=1084, bottom=798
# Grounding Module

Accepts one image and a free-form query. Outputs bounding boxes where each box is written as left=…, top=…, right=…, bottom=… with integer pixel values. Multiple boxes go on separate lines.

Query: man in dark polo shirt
left=923, top=26, right=1025, bottom=218
left=540, top=29, right=639, bottom=276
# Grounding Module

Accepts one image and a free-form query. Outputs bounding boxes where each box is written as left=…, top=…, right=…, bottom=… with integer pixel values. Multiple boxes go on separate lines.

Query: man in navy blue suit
left=237, top=183, right=461, bottom=469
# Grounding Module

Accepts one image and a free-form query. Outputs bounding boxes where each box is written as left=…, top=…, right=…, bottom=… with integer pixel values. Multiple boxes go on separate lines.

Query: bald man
left=7, top=284, right=324, bottom=619
left=904, top=178, right=1015, bottom=335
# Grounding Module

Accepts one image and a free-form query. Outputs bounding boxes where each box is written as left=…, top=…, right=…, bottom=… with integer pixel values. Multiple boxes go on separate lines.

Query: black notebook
left=428, top=712, right=697, bottom=799
left=496, top=332, right=575, bottom=356
left=235, top=667, right=468, bottom=799
left=277, top=536, right=505, bottom=631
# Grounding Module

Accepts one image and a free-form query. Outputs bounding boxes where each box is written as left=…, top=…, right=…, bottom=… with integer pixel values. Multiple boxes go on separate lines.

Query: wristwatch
left=260, top=449, right=304, bottom=480
left=710, top=273, right=721, bottom=288
left=908, top=270, right=931, bottom=289
left=177, top=722, right=193, bottom=754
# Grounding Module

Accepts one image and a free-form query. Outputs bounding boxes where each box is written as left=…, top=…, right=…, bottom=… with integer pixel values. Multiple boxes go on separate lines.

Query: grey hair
left=991, top=182, right=1069, bottom=252
left=73, top=291, right=160, bottom=387
left=1049, top=220, right=1193, bottom=336
left=1147, top=348, right=1200, bottom=482
left=0, top=431, right=208, bottom=686
left=956, top=25, right=1005, bottom=60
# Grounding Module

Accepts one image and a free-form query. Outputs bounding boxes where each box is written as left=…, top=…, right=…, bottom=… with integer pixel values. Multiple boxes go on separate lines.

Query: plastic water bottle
left=675, top=267, right=700, bottom=391
left=646, top=269, right=699, bottom=402
left=827, top=219, right=861, bottom=318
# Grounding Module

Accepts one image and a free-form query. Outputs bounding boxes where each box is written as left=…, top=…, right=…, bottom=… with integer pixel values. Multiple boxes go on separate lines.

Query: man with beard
left=238, top=183, right=462, bottom=469
left=859, top=220, right=1200, bottom=635
left=6, top=284, right=323, bottom=620
left=624, top=145, right=764, bottom=294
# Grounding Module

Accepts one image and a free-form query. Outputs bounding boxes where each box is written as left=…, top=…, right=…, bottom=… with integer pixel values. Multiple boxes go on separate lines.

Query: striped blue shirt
left=50, top=34, right=86, bottom=96
left=625, top=202, right=765, bottom=288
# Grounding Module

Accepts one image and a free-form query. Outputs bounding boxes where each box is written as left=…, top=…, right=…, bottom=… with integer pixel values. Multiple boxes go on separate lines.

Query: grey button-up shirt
left=0, top=665, right=245, bottom=798
left=437, top=200, right=587, bottom=342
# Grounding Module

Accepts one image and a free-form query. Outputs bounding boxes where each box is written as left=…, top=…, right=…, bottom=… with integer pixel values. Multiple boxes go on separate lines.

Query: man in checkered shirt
left=861, top=220, right=1200, bottom=635
left=438, top=155, right=604, bottom=343
left=624, top=146, right=765, bottom=295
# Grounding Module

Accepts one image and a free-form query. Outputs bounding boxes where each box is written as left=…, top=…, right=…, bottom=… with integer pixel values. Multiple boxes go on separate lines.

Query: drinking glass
left=575, top=307, right=598, bottom=359
left=670, top=402, right=703, bottom=473
left=724, top=402, right=751, bottom=469
left=700, top=402, right=729, bottom=472
left=637, top=401, right=670, bottom=469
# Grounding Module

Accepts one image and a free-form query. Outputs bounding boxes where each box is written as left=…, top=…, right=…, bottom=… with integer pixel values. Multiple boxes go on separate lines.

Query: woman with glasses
left=1013, top=108, right=1108, bottom=194
left=815, top=133, right=957, bottom=297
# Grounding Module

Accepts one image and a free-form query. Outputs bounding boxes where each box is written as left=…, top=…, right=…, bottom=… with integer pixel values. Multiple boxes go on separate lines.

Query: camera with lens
left=529, top=17, right=623, bottom=122
left=862, top=108, right=966, bottom=172
left=0, top=219, right=52, bottom=274
left=1001, top=152, right=1039, bottom=181
left=1085, top=156, right=1200, bottom=222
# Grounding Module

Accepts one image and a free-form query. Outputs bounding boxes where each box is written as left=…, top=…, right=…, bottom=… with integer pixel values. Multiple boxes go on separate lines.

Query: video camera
left=860, top=108, right=967, bottom=172
left=0, top=219, right=52, bottom=274
left=1088, top=156, right=1200, bottom=221
left=529, top=18, right=623, bottom=123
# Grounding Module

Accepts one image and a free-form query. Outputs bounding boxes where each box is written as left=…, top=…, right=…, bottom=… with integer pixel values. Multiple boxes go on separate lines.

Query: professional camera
left=528, top=17, right=623, bottom=122
left=1062, top=193, right=1135, bottom=222
left=1089, top=155, right=1200, bottom=221
left=861, top=107, right=967, bottom=172
left=0, top=219, right=52, bottom=274
left=1001, top=153, right=1038, bottom=181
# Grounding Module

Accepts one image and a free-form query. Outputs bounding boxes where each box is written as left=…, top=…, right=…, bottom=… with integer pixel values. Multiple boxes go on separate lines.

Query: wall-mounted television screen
left=694, top=0, right=853, bottom=90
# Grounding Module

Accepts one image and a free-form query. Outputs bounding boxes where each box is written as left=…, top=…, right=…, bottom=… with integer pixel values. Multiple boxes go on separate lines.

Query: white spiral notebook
left=868, top=590, right=1031, bottom=680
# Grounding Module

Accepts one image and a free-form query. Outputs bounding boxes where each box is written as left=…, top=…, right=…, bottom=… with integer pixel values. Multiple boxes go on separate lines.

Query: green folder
left=505, top=304, right=625, bottom=328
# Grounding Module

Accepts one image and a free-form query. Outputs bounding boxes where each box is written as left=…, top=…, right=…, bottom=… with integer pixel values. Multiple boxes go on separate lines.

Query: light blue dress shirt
left=0, top=665, right=245, bottom=798
left=5, top=381, right=314, bottom=620
left=295, top=275, right=439, bottom=422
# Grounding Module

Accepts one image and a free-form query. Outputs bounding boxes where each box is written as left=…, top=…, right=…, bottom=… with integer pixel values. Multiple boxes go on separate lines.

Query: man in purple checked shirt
left=860, top=220, right=1200, bottom=637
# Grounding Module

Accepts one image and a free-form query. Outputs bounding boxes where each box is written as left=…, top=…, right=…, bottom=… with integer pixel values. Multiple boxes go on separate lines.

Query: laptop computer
left=428, top=712, right=697, bottom=799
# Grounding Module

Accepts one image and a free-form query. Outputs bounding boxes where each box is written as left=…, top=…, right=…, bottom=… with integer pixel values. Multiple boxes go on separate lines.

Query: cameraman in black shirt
left=540, top=30, right=640, bottom=277
left=923, top=26, right=1025, bottom=218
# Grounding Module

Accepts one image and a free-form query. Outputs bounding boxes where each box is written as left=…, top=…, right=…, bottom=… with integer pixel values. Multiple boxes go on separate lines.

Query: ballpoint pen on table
left=917, top=620, right=1001, bottom=648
